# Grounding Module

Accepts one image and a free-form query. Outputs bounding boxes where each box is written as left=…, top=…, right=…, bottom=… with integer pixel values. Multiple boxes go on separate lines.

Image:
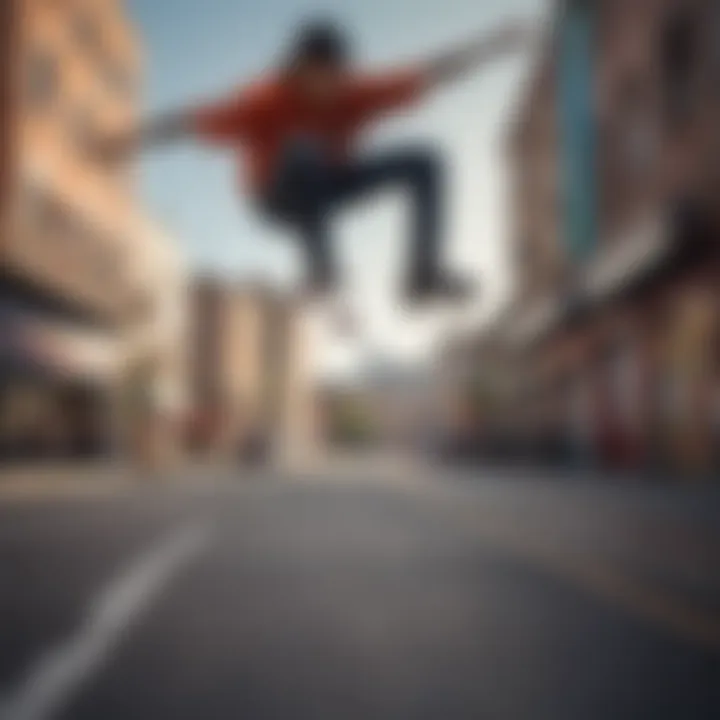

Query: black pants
left=261, top=142, right=444, bottom=290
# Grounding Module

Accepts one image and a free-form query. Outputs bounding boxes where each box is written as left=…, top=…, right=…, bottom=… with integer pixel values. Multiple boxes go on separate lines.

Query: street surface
left=0, top=464, right=719, bottom=719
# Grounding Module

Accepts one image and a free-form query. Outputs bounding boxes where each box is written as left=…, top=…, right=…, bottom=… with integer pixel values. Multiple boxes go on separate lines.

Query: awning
left=506, top=213, right=673, bottom=348
left=581, top=214, right=672, bottom=301
left=505, top=295, right=564, bottom=349
left=0, top=305, right=122, bottom=383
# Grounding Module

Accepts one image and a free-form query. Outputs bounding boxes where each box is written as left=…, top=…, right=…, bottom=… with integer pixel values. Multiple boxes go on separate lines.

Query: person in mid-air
left=104, top=17, right=533, bottom=304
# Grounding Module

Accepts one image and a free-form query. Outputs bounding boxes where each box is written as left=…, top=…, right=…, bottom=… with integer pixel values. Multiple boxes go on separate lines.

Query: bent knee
left=402, top=147, right=443, bottom=181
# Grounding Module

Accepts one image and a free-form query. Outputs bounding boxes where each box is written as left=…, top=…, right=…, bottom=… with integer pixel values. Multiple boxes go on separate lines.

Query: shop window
left=604, top=338, right=641, bottom=425
left=660, top=9, right=699, bottom=130
left=25, top=50, right=58, bottom=110
left=663, top=373, right=688, bottom=425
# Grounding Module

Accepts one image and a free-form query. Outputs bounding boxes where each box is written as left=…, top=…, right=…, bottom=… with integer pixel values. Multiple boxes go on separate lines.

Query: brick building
left=0, top=0, right=145, bottom=459
left=507, top=0, right=720, bottom=478
left=505, top=27, right=567, bottom=463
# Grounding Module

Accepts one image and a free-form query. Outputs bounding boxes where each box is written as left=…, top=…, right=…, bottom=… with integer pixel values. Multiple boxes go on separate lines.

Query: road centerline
left=0, top=521, right=212, bottom=720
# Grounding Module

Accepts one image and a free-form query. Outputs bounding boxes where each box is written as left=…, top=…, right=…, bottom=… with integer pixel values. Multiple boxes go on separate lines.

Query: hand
left=484, top=17, right=538, bottom=56
left=428, top=16, right=538, bottom=85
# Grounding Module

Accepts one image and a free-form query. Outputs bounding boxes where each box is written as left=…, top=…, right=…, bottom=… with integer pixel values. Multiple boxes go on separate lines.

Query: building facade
left=120, top=216, right=189, bottom=468
left=505, top=0, right=720, bottom=478
left=0, top=0, right=144, bottom=460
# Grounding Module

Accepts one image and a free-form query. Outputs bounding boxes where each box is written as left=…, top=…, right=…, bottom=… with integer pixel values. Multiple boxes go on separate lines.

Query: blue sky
left=127, top=0, right=542, bottom=375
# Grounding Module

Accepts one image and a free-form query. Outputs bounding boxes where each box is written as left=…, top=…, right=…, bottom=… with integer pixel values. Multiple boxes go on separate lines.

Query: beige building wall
left=124, top=216, right=188, bottom=405
left=187, top=279, right=318, bottom=463
left=275, top=305, right=317, bottom=463
left=119, top=215, right=187, bottom=467
left=3, top=0, right=142, bottom=321
left=0, top=0, right=152, bottom=460
left=222, top=289, right=265, bottom=438
left=188, top=279, right=268, bottom=454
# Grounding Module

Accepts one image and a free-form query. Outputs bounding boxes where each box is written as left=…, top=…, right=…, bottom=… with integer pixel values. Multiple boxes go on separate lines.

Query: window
left=25, top=51, right=58, bottom=109
left=19, top=182, right=64, bottom=237
left=66, top=106, right=96, bottom=155
left=660, top=9, right=699, bottom=129
left=612, top=70, right=659, bottom=176
left=624, top=119, right=658, bottom=176
left=104, top=64, right=135, bottom=100
left=73, top=11, right=100, bottom=52
left=71, top=8, right=134, bottom=101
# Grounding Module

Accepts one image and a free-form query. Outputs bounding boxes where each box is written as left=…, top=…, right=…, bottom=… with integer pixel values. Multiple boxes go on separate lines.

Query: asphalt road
left=0, top=467, right=719, bottom=720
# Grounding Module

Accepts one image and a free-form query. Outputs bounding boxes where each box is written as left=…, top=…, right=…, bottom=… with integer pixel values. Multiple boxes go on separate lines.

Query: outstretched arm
left=424, top=17, right=537, bottom=88
left=131, top=110, right=197, bottom=148
left=350, top=16, right=537, bottom=118
left=94, top=108, right=196, bottom=162
left=97, top=92, right=251, bottom=161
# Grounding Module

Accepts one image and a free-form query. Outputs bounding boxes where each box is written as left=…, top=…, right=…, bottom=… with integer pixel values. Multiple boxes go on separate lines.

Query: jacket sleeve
left=348, top=68, right=429, bottom=120
left=192, top=85, right=266, bottom=144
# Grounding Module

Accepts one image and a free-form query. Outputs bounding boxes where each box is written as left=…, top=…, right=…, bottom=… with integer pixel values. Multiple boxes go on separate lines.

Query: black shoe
left=405, top=271, right=477, bottom=305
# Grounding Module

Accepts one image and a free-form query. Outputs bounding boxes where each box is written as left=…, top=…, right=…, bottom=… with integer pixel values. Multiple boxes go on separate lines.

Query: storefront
left=566, top=362, right=597, bottom=467
left=660, top=284, right=717, bottom=476
left=601, top=328, right=646, bottom=469
left=0, top=304, right=121, bottom=461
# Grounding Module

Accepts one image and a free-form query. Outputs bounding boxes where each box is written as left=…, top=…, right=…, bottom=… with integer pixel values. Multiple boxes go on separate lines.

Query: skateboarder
left=102, top=17, right=534, bottom=303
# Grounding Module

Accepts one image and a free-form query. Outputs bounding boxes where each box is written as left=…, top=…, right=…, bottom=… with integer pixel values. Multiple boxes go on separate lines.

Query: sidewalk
left=288, top=451, right=425, bottom=483
left=0, top=462, right=140, bottom=501
left=433, top=458, right=720, bottom=487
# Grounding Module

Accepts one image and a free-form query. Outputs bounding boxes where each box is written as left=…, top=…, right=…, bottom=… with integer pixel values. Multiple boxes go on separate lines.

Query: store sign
left=557, top=0, right=598, bottom=262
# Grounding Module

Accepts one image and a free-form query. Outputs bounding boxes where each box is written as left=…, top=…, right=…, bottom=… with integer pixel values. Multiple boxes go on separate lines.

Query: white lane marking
left=1, top=522, right=212, bottom=720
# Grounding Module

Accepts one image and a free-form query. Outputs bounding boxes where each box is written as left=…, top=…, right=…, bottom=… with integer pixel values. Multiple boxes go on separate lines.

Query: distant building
left=187, top=279, right=261, bottom=454
left=434, top=311, right=524, bottom=458
left=321, top=357, right=440, bottom=451
left=0, top=0, right=145, bottom=459
left=187, top=279, right=318, bottom=463
left=262, top=292, right=319, bottom=464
